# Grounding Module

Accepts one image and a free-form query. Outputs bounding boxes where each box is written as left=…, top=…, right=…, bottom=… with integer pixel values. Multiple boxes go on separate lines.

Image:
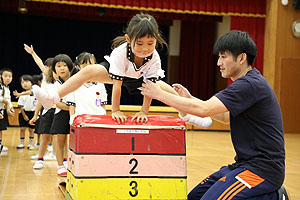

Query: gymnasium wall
left=264, top=0, right=300, bottom=133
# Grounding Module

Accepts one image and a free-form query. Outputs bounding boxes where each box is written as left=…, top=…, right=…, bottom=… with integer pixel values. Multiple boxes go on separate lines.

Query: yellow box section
left=66, top=172, right=187, bottom=200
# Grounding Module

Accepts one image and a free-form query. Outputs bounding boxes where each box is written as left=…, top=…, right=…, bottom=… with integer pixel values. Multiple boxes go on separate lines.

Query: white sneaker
left=27, top=144, right=33, bottom=149
left=57, top=167, right=67, bottom=177
left=31, top=154, right=39, bottom=160
left=2, top=146, right=8, bottom=151
left=44, top=152, right=56, bottom=161
left=33, top=160, right=44, bottom=169
left=32, top=85, right=60, bottom=110
left=16, top=144, right=25, bottom=149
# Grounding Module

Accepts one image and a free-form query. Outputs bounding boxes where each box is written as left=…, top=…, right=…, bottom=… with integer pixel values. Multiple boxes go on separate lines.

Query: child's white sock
left=20, top=138, right=25, bottom=145
left=57, top=165, right=65, bottom=170
left=29, top=137, right=34, bottom=145
left=32, top=85, right=60, bottom=110
left=179, top=114, right=212, bottom=128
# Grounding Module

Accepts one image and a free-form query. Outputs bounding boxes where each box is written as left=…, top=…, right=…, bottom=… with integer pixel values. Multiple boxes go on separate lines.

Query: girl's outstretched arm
left=13, top=90, right=31, bottom=99
left=24, top=44, right=46, bottom=74
left=57, top=64, right=111, bottom=98
left=20, top=107, right=29, bottom=121
left=29, top=102, right=42, bottom=125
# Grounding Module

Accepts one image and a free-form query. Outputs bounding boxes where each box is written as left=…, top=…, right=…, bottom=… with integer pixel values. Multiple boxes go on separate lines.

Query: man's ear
left=125, top=34, right=130, bottom=43
left=239, top=53, right=247, bottom=64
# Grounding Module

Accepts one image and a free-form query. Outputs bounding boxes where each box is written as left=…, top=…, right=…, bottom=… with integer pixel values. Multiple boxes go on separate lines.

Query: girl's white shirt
left=0, top=84, right=12, bottom=110
left=17, top=94, right=37, bottom=112
left=67, top=82, right=107, bottom=125
left=104, top=43, right=165, bottom=79
left=40, top=74, right=56, bottom=115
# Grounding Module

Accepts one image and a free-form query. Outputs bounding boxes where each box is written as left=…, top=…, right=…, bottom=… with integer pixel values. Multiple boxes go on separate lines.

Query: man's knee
left=188, top=189, right=201, bottom=200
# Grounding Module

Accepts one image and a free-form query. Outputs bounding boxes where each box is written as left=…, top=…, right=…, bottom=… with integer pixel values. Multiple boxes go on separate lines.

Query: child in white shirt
left=68, top=52, right=108, bottom=125
left=0, top=68, right=14, bottom=153
left=16, top=74, right=37, bottom=149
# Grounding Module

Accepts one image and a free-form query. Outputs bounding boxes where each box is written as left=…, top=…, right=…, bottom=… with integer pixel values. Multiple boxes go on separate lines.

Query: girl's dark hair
left=70, top=66, right=80, bottom=76
left=0, top=68, right=13, bottom=76
left=0, top=67, right=13, bottom=84
left=32, top=74, right=43, bottom=85
left=74, top=52, right=96, bottom=66
left=20, top=74, right=33, bottom=84
left=44, top=57, right=56, bottom=83
left=72, top=52, right=96, bottom=76
left=112, top=13, right=168, bottom=50
left=46, top=67, right=55, bottom=83
left=213, top=30, right=257, bottom=66
left=52, top=54, right=74, bottom=74
left=44, top=57, right=54, bottom=67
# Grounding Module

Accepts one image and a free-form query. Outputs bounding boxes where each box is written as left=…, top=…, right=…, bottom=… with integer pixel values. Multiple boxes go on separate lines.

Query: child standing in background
left=14, top=74, right=42, bottom=150
left=30, top=73, right=43, bottom=149
left=14, top=74, right=43, bottom=150
left=37, top=54, right=73, bottom=176
left=23, top=44, right=57, bottom=161
left=68, top=52, right=107, bottom=125
left=0, top=68, right=14, bottom=153
left=16, top=74, right=37, bottom=149
left=30, top=59, right=57, bottom=162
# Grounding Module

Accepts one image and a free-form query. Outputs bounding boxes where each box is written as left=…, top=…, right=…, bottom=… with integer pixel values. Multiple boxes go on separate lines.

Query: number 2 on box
left=129, top=158, right=138, bottom=174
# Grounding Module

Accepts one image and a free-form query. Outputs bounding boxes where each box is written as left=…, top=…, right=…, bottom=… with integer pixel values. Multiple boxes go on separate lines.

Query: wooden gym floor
left=0, top=127, right=299, bottom=200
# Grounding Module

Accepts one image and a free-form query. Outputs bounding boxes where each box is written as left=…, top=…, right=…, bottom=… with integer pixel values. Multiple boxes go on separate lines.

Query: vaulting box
left=69, top=115, right=186, bottom=154
left=66, top=115, right=187, bottom=200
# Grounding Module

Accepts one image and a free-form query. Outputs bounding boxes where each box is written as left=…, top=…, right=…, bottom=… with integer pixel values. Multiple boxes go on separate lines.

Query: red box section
left=69, top=115, right=186, bottom=154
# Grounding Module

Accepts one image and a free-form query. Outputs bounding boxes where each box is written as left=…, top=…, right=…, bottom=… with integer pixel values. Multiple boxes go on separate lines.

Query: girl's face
left=1, top=71, right=13, bottom=86
left=128, top=34, right=157, bottom=58
left=54, top=61, right=70, bottom=80
left=21, top=79, right=32, bottom=90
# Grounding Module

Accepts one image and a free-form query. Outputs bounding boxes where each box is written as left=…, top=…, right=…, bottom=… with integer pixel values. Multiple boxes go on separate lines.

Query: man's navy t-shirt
left=215, top=68, right=285, bottom=187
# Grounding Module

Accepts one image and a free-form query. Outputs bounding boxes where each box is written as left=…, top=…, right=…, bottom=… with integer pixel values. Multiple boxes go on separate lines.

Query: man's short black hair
left=213, top=30, right=257, bottom=66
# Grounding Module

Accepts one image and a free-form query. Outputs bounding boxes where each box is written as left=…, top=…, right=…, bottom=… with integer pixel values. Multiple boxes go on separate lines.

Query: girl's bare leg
left=28, top=128, right=34, bottom=147
left=33, top=64, right=112, bottom=109
left=57, top=64, right=112, bottom=98
left=38, top=134, right=52, bottom=158
left=56, top=134, right=67, bottom=166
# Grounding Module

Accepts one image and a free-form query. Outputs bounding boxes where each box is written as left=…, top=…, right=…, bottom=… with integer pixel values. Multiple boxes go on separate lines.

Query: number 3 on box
left=129, top=181, right=138, bottom=197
